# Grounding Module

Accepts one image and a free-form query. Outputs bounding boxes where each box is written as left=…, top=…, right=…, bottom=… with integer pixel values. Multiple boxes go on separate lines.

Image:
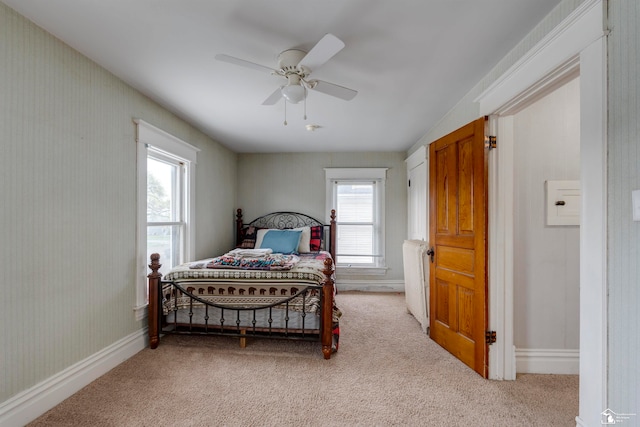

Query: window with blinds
left=336, top=181, right=376, bottom=265
left=325, top=168, right=387, bottom=271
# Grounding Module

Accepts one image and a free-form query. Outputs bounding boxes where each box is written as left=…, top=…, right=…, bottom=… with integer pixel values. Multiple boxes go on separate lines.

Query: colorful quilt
left=205, top=253, right=300, bottom=270
left=165, top=251, right=332, bottom=284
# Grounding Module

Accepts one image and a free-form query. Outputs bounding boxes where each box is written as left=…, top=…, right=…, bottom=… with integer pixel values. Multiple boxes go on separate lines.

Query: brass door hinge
left=485, top=135, right=497, bottom=150
left=486, top=330, right=496, bottom=345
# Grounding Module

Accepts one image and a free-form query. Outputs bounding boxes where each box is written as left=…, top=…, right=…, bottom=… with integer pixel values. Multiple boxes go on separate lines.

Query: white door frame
left=475, top=1, right=606, bottom=426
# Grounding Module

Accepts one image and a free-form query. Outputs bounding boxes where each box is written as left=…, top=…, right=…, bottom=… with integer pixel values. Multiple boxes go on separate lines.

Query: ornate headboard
left=235, top=209, right=336, bottom=258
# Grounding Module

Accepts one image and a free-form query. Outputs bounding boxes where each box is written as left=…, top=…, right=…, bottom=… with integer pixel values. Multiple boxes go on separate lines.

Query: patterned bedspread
left=162, top=251, right=339, bottom=321
left=205, top=253, right=300, bottom=270
left=164, top=251, right=333, bottom=285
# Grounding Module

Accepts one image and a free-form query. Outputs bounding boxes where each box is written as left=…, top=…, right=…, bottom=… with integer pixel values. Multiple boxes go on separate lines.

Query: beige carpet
left=30, top=292, right=578, bottom=426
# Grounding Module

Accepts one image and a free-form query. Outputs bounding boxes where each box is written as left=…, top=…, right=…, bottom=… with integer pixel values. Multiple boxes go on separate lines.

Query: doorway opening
left=509, top=75, right=581, bottom=375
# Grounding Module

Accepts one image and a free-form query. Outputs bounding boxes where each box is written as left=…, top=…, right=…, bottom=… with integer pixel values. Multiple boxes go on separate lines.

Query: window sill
left=336, top=266, right=388, bottom=276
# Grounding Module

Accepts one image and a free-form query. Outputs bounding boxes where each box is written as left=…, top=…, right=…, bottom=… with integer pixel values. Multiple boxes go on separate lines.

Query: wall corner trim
left=336, top=279, right=404, bottom=293
left=0, top=329, right=147, bottom=427
left=475, top=0, right=604, bottom=115
left=515, top=348, right=579, bottom=375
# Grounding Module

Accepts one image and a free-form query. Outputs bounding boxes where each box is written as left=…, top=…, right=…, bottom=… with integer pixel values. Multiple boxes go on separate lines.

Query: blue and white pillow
left=258, top=229, right=303, bottom=254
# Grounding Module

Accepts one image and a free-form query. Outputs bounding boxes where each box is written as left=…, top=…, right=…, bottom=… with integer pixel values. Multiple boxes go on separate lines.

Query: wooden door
left=429, top=117, right=488, bottom=377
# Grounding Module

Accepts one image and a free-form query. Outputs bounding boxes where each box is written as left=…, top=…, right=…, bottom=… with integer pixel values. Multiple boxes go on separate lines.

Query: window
left=146, top=151, right=185, bottom=274
left=134, top=119, right=199, bottom=319
left=325, top=168, right=387, bottom=275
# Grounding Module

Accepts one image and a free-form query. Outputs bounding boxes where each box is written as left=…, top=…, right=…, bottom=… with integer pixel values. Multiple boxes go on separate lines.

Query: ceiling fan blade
left=261, top=87, right=283, bottom=105
left=310, top=80, right=357, bottom=101
left=215, top=54, right=275, bottom=74
left=298, top=33, right=345, bottom=72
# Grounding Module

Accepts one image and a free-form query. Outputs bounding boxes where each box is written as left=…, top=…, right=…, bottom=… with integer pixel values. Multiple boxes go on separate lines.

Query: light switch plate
left=633, top=190, right=640, bottom=221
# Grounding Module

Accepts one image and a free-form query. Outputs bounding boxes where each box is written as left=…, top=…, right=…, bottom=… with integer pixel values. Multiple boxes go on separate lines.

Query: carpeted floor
left=29, top=292, right=578, bottom=426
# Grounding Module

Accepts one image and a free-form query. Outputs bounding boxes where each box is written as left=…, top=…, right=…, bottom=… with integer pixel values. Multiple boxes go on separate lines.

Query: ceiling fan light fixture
left=281, top=84, right=306, bottom=104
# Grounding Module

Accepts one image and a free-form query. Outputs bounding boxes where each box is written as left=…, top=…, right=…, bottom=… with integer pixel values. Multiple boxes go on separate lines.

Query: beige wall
left=0, top=2, right=237, bottom=403
left=237, top=152, right=407, bottom=282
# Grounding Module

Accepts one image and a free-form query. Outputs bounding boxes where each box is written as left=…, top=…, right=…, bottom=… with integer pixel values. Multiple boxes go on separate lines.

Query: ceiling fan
left=215, top=33, right=357, bottom=107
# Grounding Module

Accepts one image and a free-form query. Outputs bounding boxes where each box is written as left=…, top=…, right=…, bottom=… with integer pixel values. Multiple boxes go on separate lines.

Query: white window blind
left=325, top=168, right=387, bottom=272
left=335, top=181, right=376, bottom=264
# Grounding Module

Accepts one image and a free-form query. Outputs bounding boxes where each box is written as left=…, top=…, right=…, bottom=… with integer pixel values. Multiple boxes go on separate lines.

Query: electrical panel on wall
left=546, top=180, right=580, bottom=226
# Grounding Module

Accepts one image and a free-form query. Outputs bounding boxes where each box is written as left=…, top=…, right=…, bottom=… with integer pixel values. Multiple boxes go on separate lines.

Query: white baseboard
left=515, top=348, right=579, bottom=375
left=0, top=329, right=148, bottom=427
left=575, top=415, right=587, bottom=427
left=336, top=279, right=404, bottom=292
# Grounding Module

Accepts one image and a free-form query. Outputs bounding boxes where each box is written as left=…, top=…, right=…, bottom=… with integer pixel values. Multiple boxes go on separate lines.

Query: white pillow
left=255, top=226, right=311, bottom=253
left=294, top=226, right=311, bottom=253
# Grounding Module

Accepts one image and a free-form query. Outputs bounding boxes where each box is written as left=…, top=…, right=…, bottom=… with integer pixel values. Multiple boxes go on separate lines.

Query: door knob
left=426, top=247, right=435, bottom=263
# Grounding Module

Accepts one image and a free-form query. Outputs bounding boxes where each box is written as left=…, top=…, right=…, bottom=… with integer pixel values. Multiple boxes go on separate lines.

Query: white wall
left=512, top=77, right=580, bottom=351
left=0, top=2, right=237, bottom=409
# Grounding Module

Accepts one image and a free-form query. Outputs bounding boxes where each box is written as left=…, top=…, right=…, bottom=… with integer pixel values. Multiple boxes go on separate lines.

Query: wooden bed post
left=236, top=208, right=244, bottom=246
left=329, top=209, right=337, bottom=260
left=322, top=257, right=334, bottom=360
left=148, top=253, right=162, bottom=349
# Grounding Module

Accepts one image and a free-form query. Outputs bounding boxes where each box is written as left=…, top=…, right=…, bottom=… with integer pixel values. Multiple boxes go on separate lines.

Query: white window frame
left=325, top=168, right=388, bottom=276
left=134, top=119, right=199, bottom=320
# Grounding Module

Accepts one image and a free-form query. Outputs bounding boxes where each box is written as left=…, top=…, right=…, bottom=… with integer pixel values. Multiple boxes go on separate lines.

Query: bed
left=147, top=209, right=339, bottom=359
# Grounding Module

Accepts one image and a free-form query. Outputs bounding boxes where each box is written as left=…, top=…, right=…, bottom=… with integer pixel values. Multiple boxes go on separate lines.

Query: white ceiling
left=4, top=0, right=562, bottom=153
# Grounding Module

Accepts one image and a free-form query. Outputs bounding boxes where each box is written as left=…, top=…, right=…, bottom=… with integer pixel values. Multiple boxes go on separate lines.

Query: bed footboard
left=321, top=257, right=334, bottom=359
left=147, top=254, right=335, bottom=359
left=148, top=253, right=162, bottom=350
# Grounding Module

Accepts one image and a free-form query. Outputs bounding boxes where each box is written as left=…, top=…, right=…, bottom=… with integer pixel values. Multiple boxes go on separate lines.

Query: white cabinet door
left=406, top=148, right=428, bottom=241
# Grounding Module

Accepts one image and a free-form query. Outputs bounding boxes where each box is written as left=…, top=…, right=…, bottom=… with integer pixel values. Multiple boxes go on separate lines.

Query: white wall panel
left=607, top=0, right=640, bottom=415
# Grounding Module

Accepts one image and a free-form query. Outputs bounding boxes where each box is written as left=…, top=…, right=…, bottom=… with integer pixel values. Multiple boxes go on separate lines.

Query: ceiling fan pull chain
left=283, top=100, right=288, bottom=126
left=304, top=89, right=307, bottom=120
